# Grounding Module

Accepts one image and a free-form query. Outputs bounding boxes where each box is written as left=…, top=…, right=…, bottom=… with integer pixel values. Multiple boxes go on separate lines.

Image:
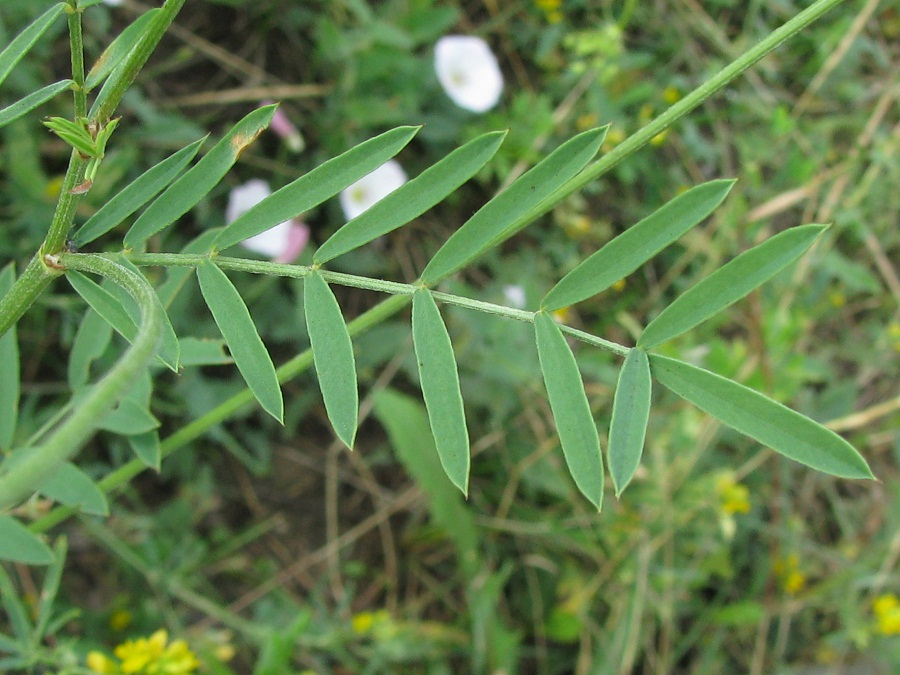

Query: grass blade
left=304, top=271, right=358, bottom=449
left=85, top=8, right=161, bottom=91
left=534, top=312, right=604, bottom=509
left=649, top=354, right=873, bottom=479
left=542, top=179, right=736, bottom=310
left=0, top=3, right=64, bottom=87
left=420, top=127, right=608, bottom=286
left=215, top=125, right=420, bottom=252
left=125, top=106, right=275, bottom=248
left=77, top=137, right=206, bottom=246
left=0, top=80, right=73, bottom=128
left=0, top=265, right=19, bottom=450
left=608, top=348, right=652, bottom=497
left=315, top=130, right=506, bottom=264
left=37, top=462, right=108, bottom=516
left=412, top=289, right=470, bottom=495
left=638, top=224, right=826, bottom=349
left=0, top=515, right=53, bottom=565
left=197, top=260, right=283, bottom=422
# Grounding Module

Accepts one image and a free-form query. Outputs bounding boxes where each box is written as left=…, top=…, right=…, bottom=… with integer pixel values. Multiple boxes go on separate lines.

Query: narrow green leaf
left=37, top=462, right=109, bottom=516
left=85, top=8, right=161, bottom=91
left=315, top=131, right=506, bottom=264
left=128, top=431, right=161, bottom=470
left=0, top=265, right=19, bottom=450
left=197, top=260, right=283, bottom=421
left=638, top=224, right=826, bottom=349
left=542, top=179, right=736, bottom=311
left=68, top=271, right=137, bottom=342
left=215, top=125, right=420, bottom=252
left=304, top=271, right=358, bottom=448
left=68, top=308, right=113, bottom=390
left=649, top=354, right=873, bottom=479
left=125, top=106, right=276, bottom=248
left=178, top=337, right=231, bottom=367
left=371, top=389, right=480, bottom=576
left=533, top=312, right=604, bottom=509
left=0, top=3, right=64, bottom=87
left=0, top=561, right=31, bottom=639
left=76, top=137, right=206, bottom=246
left=34, top=539, right=67, bottom=642
left=98, top=399, right=160, bottom=435
left=0, top=80, right=73, bottom=128
left=412, top=289, right=470, bottom=495
left=420, top=127, right=608, bottom=286
left=608, top=348, right=652, bottom=497
left=0, top=516, right=53, bottom=565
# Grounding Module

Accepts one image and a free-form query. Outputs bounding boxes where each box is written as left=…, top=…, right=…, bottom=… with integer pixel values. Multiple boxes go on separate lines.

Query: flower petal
left=338, top=160, right=407, bottom=220
left=435, top=35, right=503, bottom=113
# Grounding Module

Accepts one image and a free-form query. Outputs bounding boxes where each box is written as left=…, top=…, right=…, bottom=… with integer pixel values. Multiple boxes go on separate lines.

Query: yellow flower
left=873, top=594, right=900, bottom=635
left=108, top=629, right=198, bottom=675
left=110, top=609, right=133, bottom=632
left=772, top=553, right=807, bottom=596
left=87, top=651, right=118, bottom=674
left=535, top=0, right=563, bottom=23
left=662, top=86, right=682, bottom=104
left=551, top=306, right=572, bottom=324
left=715, top=473, right=751, bottom=515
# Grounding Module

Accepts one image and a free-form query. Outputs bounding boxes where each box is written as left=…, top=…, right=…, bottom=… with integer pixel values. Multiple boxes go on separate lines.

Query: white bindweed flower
left=226, top=179, right=309, bottom=263
left=339, top=160, right=407, bottom=220
left=502, top=285, right=527, bottom=309
left=103, top=0, right=124, bottom=6
left=434, top=35, right=503, bottom=113
left=262, top=100, right=305, bottom=153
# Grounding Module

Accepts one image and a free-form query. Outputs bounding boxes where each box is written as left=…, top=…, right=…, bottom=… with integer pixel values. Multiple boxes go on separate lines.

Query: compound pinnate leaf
left=77, top=137, right=206, bottom=246
left=534, top=312, right=604, bottom=509
left=216, top=125, right=420, bottom=253
left=0, top=3, right=64, bottom=87
left=608, top=348, right=652, bottom=497
left=542, top=179, right=736, bottom=311
left=37, top=462, right=109, bottom=517
left=0, top=80, right=73, bottom=128
left=315, top=130, right=506, bottom=264
left=304, top=271, right=358, bottom=449
left=412, top=289, right=470, bottom=495
left=0, top=265, right=19, bottom=450
left=125, top=106, right=276, bottom=248
left=0, top=515, right=53, bottom=565
left=649, top=354, right=873, bottom=479
left=85, top=8, right=161, bottom=91
left=420, top=127, right=608, bottom=286
left=638, top=224, right=826, bottom=349
left=197, top=260, right=283, bottom=422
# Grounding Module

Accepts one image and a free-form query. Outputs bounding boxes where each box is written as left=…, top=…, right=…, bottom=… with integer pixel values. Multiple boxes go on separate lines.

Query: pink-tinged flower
left=434, top=35, right=503, bottom=113
left=261, top=100, right=304, bottom=153
left=339, top=160, right=407, bottom=220
left=226, top=179, right=309, bottom=263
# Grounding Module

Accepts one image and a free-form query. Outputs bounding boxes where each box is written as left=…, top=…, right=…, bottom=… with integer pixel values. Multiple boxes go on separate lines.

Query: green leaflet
left=0, top=515, right=53, bottom=565
left=412, top=289, right=470, bottom=495
left=178, top=337, right=231, bottom=367
left=542, top=179, right=736, bottom=311
left=304, top=271, right=358, bottom=449
left=68, top=308, right=113, bottom=390
left=125, top=106, right=276, bottom=248
left=215, top=125, right=420, bottom=252
left=608, top=348, right=652, bottom=497
left=0, top=3, right=64, bottom=87
left=420, top=127, right=608, bottom=286
left=0, top=264, right=19, bottom=450
left=77, top=137, right=206, bottom=246
left=128, top=431, right=161, bottom=470
left=99, top=399, right=160, bottom=435
left=638, top=224, right=826, bottom=349
left=371, top=389, right=480, bottom=576
left=37, top=462, right=108, bottom=517
left=315, top=131, right=506, bottom=264
left=649, top=354, right=873, bottom=479
left=197, top=260, right=283, bottom=422
left=534, top=312, right=604, bottom=509
left=85, top=8, right=161, bottom=91
left=0, top=80, right=73, bottom=129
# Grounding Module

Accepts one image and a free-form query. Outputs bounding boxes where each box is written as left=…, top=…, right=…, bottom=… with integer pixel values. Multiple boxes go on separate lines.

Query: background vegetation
left=1, top=0, right=898, bottom=672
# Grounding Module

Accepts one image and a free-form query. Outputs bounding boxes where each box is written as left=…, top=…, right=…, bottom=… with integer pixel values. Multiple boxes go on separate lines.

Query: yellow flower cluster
left=87, top=629, right=199, bottom=675
left=535, top=0, right=563, bottom=24
left=772, top=553, right=807, bottom=596
left=715, top=473, right=751, bottom=515
left=873, top=594, right=900, bottom=635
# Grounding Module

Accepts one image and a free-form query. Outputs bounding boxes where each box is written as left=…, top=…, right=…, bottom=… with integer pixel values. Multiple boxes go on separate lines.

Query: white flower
left=502, top=285, right=527, bottom=309
left=339, top=160, right=407, bottom=220
left=103, top=0, right=124, bottom=6
left=434, top=35, right=503, bottom=113
left=226, top=179, right=309, bottom=263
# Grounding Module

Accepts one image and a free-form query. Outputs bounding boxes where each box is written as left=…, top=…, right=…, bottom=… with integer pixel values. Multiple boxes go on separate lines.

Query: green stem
left=0, top=255, right=162, bottom=511
left=67, top=2, right=85, bottom=118
left=0, top=255, right=60, bottom=340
